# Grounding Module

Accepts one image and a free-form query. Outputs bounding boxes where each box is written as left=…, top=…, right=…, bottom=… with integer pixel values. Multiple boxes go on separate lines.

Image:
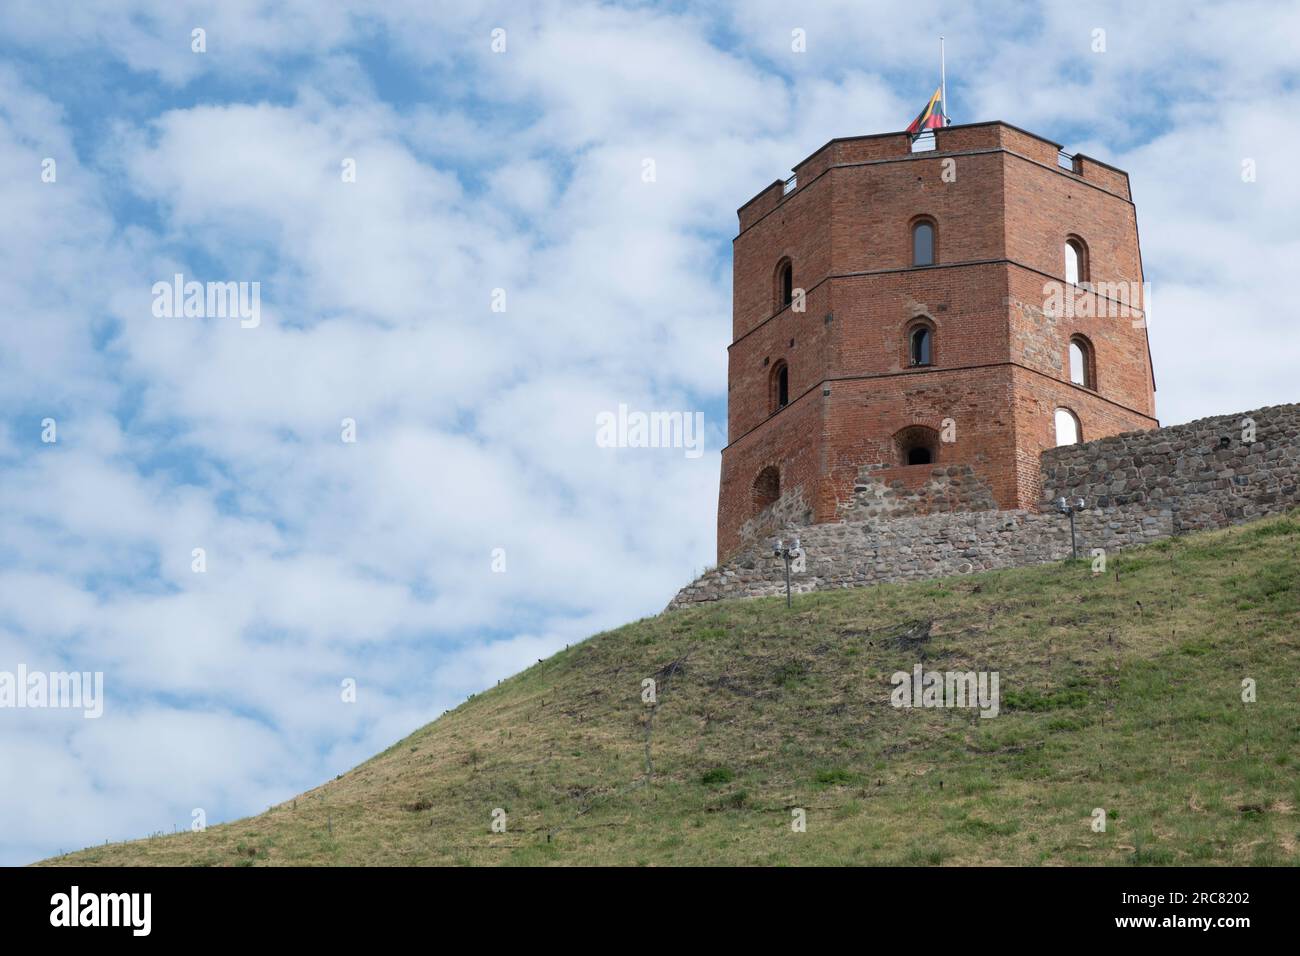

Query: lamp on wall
left=772, top=536, right=802, bottom=608
left=1055, top=496, right=1086, bottom=559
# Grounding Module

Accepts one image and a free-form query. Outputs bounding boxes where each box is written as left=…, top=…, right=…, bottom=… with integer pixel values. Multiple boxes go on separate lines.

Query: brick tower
left=717, top=121, right=1157, bottom=562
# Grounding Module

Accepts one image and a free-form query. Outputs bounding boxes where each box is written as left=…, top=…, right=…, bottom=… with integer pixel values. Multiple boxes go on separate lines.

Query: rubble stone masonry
left=671, top=403, right=1299, bottom=608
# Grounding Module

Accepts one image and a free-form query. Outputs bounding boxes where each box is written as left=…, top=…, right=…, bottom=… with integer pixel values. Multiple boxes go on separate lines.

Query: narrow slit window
left=1069, top=341, right=1086, bottom=386
left=1065, top=237, right=1087, bottom=285
left=912, top=222, right=934, bottom=266
left=770, top=361, right=790, bottom=413
left=909, top=326, right=932, bottom=366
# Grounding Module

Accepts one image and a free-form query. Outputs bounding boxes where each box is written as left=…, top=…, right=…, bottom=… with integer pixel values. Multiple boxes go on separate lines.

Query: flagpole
left=940, top=36, right=948, bottom=125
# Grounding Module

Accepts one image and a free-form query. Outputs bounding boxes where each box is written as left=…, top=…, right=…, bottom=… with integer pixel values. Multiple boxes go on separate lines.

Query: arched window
left=752, top=466, right=780, bottom=510
left=912, top=219, right=935, bottom=266
left=1064, top=237, right=1088, bottom=285
left=775, top=259, right=793, bottom=310
left=1069, top=335, right=1094, bottom=388
left=1054, top=408, right=1081, bottom=447
left=894, top=425, right=939, bottom=467
left=909, top=326, right=932, bottom=366
left=770, top=360, right=789, bottom=412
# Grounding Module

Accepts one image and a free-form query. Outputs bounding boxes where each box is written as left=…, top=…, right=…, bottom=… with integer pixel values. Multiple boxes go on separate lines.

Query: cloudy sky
left=1, top=0, right=1296, bottom=865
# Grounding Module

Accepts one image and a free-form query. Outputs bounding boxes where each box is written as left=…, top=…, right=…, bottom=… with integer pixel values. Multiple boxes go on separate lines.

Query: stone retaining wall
left=669, top=403, right=1300, bottom=608
left=1041, top=403, right=1300, bottom=533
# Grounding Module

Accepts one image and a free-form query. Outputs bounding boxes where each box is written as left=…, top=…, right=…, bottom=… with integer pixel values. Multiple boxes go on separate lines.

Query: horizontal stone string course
left=669, top=402, right=1300, bottom=609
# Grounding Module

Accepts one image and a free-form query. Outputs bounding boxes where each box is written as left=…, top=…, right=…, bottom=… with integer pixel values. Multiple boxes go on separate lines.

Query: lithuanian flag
left=906, top=86, right=946, bottom=139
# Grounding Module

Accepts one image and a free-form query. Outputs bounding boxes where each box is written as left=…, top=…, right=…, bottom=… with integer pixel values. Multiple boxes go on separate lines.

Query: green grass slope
left=44, top=515, right=1300, bottom=866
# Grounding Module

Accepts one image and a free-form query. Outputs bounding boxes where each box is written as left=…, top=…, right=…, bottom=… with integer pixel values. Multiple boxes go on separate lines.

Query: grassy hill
left=44, top=515, right=1300, bottom=866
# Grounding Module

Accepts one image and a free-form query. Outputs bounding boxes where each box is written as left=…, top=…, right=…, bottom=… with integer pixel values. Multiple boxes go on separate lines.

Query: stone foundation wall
left=837, top=462, right=998, bottom=522
left=670, top=403, right=1300, bottom=609
left=736, top=487, right=814, bottom=547
left=1041, top=403, right=1300, bottom=533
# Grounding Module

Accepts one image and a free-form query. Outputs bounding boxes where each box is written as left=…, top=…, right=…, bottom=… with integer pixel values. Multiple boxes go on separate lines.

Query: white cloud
left=1, top=0, right=1297, bottom=866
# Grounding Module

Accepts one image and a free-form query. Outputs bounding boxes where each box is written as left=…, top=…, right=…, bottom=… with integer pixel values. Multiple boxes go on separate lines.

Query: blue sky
left=1, top=0, right=1297, bottom=866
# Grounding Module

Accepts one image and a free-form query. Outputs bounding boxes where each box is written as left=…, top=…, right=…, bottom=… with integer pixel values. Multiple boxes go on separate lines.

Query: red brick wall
left=819, top=367, right=1022, bottom=517
left=1006, top=266, right=1155, bottom=419
left=830, top=149, right=1006, bottom=274
left=727, top=282, right=834, bottom=440
left=732, top=168, right=833, bottom=342
left=717, top=121, right=1158, bottom=561
left=1008, top=366, right=1155, bottom=508
left=717, top=389, right=824, bottom=559
left=1001, top=151, right=1142, bottom=288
